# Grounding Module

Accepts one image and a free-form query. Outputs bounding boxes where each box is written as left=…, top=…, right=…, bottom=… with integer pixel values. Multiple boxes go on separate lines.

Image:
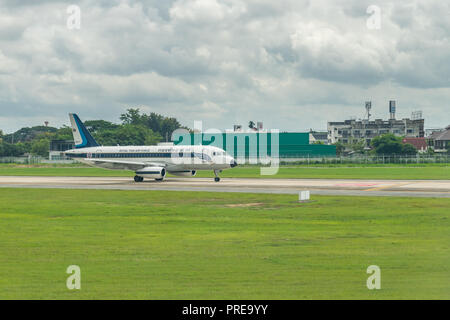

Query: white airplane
left=64, top=113, right=237, bottom=182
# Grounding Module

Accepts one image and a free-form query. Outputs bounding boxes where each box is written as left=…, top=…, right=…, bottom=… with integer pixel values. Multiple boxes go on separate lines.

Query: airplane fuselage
left=65, top=145, right=236, bottom=171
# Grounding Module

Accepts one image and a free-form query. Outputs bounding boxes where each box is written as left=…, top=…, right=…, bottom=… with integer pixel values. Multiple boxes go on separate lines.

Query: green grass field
left=0, top=188, right=448, bottom=299
left=0, top=164, right=448, bottom=180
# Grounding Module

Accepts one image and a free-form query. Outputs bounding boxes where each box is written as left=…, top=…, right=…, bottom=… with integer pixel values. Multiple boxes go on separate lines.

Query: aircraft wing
left=83, top=159, right=165, bottom=171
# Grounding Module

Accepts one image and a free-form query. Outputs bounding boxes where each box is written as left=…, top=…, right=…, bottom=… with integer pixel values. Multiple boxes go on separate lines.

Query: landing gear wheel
left=134, top=175, right=144, bottom=182
left=213, top=169, right=221, bottom=182
left=155, top=178, right=164, bottom=182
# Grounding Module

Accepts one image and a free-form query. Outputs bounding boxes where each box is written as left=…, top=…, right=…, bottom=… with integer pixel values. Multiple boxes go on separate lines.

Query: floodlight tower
left=389, top=100, right=396, bottom=120
left=365, top=101, right=372, bottom=121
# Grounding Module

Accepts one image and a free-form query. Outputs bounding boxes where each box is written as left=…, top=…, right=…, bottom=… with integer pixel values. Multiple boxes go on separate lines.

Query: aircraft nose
left=230, top=160, right=238, bottom=168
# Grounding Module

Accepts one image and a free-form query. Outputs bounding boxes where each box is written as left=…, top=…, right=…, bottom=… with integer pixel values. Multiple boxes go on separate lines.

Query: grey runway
left=0, top=176, right=449, bottom=198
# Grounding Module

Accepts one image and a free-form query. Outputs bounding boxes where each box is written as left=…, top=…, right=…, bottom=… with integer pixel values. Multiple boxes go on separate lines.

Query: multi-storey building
left=328, top=118, right=424, bottom=145
left=327, top=102, right=425, bottom=146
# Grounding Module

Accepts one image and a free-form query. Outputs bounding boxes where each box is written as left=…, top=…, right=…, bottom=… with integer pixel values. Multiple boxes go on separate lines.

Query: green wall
left=173, top=132, right=336, bottom=158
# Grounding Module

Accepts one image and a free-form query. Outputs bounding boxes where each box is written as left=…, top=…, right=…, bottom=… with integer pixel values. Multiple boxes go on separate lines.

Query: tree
left=92, top=130, right=117, bottom=146
left=371, top=133, right=420, bottom=155
left=144, top=129, right=162, bottom=145
left=160, top=117, right=183, bottom=141
left=115, top=124, right=148, bottom=145
left=120, top=108, right=186, bottom=142
left=0, top=129, right=3, bottom=143
left=83, top=120, right=119, bottom=133
left=94, top=124, right=162, bottom=146
left=401, top=143, right=417, bottom=155
left=146, top=112, right=164, bottom=133
left=4, top=126, right=57, bottom=143
left=31, top=139, right=50, bottom=157
left=371, top=134, right=404, bottom=155
left=333, top=142, right=345, bottom=156
left=120, top=108, right=144, bottom=126
left=1, top=142, right=26, bottom=156
left=350, top=139, right=366, bottom=154
left=54, top=126, right=74, bottom=140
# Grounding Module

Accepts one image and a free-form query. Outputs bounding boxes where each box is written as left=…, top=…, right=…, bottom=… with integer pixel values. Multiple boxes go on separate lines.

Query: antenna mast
left=365, top=101, right=372, bottom=121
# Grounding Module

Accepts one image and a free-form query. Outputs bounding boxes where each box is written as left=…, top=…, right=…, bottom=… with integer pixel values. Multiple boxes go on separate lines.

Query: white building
left=327, top=118, right=425, bottom=145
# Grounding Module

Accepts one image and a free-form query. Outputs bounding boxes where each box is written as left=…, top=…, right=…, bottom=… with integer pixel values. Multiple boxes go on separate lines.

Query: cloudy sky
left=0, top=0, right=449, bottom=133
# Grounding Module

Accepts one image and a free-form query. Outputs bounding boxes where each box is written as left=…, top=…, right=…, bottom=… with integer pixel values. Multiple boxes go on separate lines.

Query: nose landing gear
left=214, top=170, right=221, bottom=182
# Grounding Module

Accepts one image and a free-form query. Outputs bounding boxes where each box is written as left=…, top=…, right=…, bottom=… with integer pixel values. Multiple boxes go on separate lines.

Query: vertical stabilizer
left=69, top=113, right=99, bottom=148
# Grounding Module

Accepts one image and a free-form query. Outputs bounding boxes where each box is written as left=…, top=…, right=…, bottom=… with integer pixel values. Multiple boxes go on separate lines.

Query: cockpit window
left=209, top=150, right=227, bottom=157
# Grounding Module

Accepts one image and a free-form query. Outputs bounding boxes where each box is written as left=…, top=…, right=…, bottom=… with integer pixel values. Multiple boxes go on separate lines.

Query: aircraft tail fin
left=69, top=113, right=99, bottom=149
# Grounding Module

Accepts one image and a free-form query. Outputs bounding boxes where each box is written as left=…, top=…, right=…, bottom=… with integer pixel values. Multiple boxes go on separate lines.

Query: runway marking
left=365, top=182, right=414, bottom=192
left=335, top=183, right=379, bottom=187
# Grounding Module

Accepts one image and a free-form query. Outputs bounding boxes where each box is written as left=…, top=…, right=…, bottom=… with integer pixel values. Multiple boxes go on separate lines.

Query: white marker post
left=299, top=190, right=310, bottom=202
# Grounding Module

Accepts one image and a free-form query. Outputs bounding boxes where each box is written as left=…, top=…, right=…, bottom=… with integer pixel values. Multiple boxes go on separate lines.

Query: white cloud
left=0, top=0, right=448, bottom=133
left=170, top=0, right=246, bottom=23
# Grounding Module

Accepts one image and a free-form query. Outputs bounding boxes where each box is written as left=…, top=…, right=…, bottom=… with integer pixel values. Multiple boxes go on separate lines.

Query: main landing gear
left=214, top=170, right=221, bottom=182
left=134, top=175, right=144, bottom=182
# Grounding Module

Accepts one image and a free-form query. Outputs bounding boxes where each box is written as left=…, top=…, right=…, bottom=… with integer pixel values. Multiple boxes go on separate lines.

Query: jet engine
left=135, top=167, right=166, bottom=180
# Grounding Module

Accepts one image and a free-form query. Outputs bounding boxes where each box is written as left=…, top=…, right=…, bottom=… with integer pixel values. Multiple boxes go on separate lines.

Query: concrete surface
left=1, top=176, right=449, bottom=198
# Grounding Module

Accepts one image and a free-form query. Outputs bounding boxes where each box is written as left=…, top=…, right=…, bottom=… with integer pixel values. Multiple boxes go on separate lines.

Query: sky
left=0, top=0, right=449, bottom=133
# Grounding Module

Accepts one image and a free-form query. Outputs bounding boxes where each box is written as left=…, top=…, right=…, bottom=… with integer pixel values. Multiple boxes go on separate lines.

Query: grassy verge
left=0, top=188, right=449, bottom=299
left=0, top=165, right=448, bottom=180
left=1, top=162, right=448, bottom=167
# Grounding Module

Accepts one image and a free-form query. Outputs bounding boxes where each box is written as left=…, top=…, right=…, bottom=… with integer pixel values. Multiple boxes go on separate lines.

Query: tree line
left=1, top=111, right=442, bottom=158
left=0, top=109, right=189, bottom=157
left=333, top=133, right=438, bottom=156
